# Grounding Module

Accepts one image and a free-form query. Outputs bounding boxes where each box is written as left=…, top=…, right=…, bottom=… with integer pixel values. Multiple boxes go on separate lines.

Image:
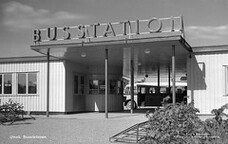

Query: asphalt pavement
left=0, top=112, right=147, bottom=144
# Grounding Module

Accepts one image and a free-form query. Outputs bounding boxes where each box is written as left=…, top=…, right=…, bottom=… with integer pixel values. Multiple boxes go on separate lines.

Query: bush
left=143, top=102, right=228, bottom=144
left=3, top=99, right=24, bottom=118
left=144, top=102, right=206, bottom=144
left=203, top=103, right=228, bottom=143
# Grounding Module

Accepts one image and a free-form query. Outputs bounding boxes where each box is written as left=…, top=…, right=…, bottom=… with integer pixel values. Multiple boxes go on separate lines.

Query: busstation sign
left=33, top=16, right=184, bottom=44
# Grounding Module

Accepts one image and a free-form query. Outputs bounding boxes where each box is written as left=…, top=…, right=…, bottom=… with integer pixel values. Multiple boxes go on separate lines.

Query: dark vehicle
left=123, top=82, right=187, bottom=109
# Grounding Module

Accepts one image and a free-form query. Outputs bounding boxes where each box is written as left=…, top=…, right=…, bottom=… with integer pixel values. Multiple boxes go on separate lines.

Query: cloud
left=2, top=1, right=86, bottom=30
left=186, top=25, right=228, bottom=40
left=185, top=25, right=228, bottom=46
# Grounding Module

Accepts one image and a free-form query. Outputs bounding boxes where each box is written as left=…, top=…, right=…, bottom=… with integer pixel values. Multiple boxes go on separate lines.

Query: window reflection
left=18, top=73, right=26, bottom=94
left=4, top=74, right=12, bottom=94
left=28, top=73, right=37, bottom=94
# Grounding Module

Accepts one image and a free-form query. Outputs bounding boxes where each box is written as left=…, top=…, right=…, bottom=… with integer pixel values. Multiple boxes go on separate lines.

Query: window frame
left=73, top=74, right=85, bottom=95
left=17, top=72, right=38, bottom=95
left=88, top=79, right=100, bottom=94
left=73, top=75, right=79, bottom=94
left=0, top=73, right=13, bottom=95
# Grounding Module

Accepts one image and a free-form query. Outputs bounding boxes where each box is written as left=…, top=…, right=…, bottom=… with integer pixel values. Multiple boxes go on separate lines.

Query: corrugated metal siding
left=188, top=51, right=228, bottom=114
left=0, top=61, right=65, bottom=112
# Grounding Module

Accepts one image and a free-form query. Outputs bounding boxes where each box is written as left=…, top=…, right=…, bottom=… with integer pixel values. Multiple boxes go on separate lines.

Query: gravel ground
left=0, top=113, right=147, bottom=144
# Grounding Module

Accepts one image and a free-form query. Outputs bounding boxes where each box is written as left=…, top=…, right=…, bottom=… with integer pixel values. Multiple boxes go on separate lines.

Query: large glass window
left=99, top=80, right=105, bottom=94
left=89, top=80, right=106, bottom=94
left=28, top=73, right=37, bottom=94
left=17, top=73, right=37, bottom=95
left=0, top=74, right=12, bottom=94
left=89, top=80, right=99, bottom=94
left=89, top=79, right=122, bottom=95
left=4, top=74, right=12, bottom=94
left=74, top=75, right=79, bottom=94
left=18, top=73, right=26, bottom=94
left=80, top=76, right=84, bottom=94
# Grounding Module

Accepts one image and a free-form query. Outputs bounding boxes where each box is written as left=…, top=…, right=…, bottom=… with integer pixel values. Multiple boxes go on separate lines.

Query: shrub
left=144, top=102, right=206, bottom=144
left=203, top=103, right=228, bottom=143
left=144, top=102, right=228, bottom=144
left=3, top=99, right=24, bottom=118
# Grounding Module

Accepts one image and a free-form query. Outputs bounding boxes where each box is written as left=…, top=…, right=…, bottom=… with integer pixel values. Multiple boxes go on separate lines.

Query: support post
left=46, top=48, right=50, bottom=117
left=130, top=48, right=134, bottom=114
left=105, top=49, right=108, bottom=118
left=172, top=45, right=176, bottom=105
left=157, top=65, right=160, bottom=93
left=168, top=65, right=171, bottom=95
left=157, top=65, right=161, bottom=106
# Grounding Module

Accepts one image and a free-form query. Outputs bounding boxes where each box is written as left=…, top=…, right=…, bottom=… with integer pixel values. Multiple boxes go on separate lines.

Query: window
left=89, top=80, right=99, bottom=94
left=89, top=80, right=106, bottom=94
left=141, top=87, right=146, bottom=94
left=74, top=75, right=85, bottom=95
left=28, top=73, right=37, bottom=94
left=149, top=87, right=156, bottom=94
left=4, top=74, right=12, bottom=94
left=18, top=73, right=26, bottom=94
left=80, top=76, right=84, bottom=94
left=74, top=75, right=79, bottom=94
left=160, top=87, right=168, bottom=94
left=99, top=80, right=105, bottom=94
left=0, top=74, right=12, bottom=94
left=17, top=73, right=37, bottom=94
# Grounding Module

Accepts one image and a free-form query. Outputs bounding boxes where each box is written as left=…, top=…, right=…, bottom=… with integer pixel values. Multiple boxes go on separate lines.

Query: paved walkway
left=0, top=111, right=216, bottom=144
left=0, top=112, right=148, bottom=144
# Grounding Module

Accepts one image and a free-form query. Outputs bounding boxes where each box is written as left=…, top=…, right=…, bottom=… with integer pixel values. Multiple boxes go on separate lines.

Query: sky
left=0, top=0, right=228, bottom=58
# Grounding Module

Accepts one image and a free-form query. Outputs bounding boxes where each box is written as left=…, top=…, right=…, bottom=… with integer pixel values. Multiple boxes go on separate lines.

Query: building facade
left=0, top=16, right=227, bottom=115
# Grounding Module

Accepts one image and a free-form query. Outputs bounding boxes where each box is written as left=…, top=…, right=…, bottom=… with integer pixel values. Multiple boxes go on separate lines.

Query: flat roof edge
left=0, top=56, right=60, bottom=63
left=193, top=44, right=228, bottom=53
left=179, top=37, right=192, bottom=52
left=30, top=35, right=184, bottom=50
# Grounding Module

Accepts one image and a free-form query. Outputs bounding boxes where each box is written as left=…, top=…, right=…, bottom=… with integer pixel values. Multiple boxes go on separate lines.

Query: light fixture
left=81, top=52, right=86, bottom=58
left=144, top=48, right=150, bottom=54
left=138, top=62, right=142, bottom=66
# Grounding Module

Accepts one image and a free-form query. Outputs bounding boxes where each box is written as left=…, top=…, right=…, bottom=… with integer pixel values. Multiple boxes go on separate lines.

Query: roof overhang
left=31, top=34, right=192, bottom=80
left=31, top=35, right=192, bottom=57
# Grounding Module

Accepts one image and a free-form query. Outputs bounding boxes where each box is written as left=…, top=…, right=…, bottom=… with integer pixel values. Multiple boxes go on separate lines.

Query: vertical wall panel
left=188, top=51, right=228, bottom=114
left=0, top=60, right=66, bottom=112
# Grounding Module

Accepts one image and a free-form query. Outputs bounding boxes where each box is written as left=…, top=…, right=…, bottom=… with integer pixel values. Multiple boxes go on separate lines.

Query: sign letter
left=47, top=27, right=57, bottom=41
left=121, top=21, right=132, bottom=35
left=77, top=25, right=86, bottom=39
left=136, top=20, right=140, bottom=35
left=91, top=23, right=100, bottom=38
left=63, top=26, right=71, bottom=40
left=103, top=23, right=116, bottom=37
left=147, top=18, right=162, bottom=33
left=33, top=29, right=41, bottom=42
